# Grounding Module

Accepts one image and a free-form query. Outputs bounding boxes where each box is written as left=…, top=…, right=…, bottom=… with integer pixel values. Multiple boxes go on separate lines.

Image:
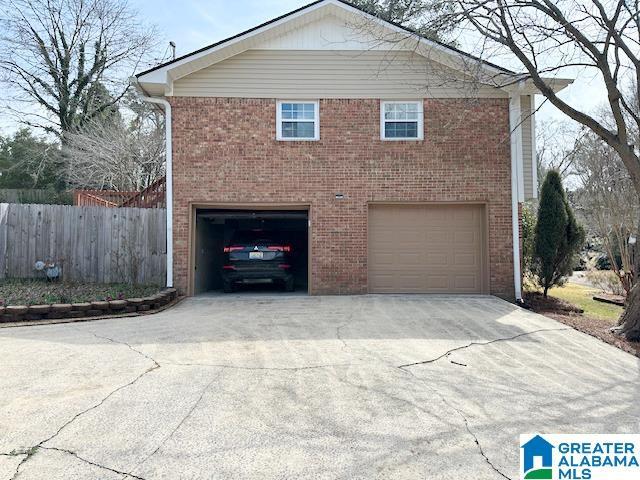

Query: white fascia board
left=500, top=77, right=574, bottom=95
left=139, top=69, right=167, bottom=84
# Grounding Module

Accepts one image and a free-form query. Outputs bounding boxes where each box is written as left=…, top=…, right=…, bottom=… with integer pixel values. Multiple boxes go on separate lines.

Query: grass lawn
left=0, top=279, right=161, bottom=306
left=548, top=283, right=623, bottom=322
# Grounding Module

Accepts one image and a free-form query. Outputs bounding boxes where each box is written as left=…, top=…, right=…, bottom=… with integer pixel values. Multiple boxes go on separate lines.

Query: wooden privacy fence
left=0, top=204, right=167, bottom=285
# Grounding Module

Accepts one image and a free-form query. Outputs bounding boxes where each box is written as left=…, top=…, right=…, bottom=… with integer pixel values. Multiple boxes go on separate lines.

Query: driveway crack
left=0, top=451, right=26, bottom=457
left=123, top=373, right=222, bottom=478
left=8, top=330, right=161, bottom=479
left=399, top=367, right=512, bottom=480
left=336, top=324, right=349, bottom=349
left=459, top=418, right=512, bottom=480
left=73, top=328, right=160, bottom=369
left=5, top=449, right=35, bottom=480
left=40, top=365, right=160, bottom=447
left=397, top=328, right=569, bottom=368
left=41, top=447, right=147, bottom=480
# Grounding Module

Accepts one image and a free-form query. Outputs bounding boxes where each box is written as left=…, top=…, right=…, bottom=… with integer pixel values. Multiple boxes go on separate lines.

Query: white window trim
left=276, top=100, right=320, bottom=141
left=380, top=100, right=424, bottom=141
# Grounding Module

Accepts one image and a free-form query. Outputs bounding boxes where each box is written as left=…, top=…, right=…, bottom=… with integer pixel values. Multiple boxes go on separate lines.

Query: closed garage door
left=368, top=204, right=487, bottom=294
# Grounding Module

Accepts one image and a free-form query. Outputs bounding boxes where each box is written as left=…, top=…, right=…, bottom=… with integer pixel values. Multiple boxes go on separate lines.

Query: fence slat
left=0, top=203, right=166, bottom=285
left=0, top=204, right=8, bottom=279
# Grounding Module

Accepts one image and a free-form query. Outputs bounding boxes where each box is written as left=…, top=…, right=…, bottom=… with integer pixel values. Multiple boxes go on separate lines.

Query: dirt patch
left=524, top=292, right=640, bottom=358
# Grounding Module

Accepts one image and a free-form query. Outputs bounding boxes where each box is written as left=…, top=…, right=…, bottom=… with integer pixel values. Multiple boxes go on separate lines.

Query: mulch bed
left=524, top=292, right=640, bottom=358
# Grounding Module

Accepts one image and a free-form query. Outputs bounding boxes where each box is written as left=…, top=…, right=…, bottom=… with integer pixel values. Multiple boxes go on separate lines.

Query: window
left=277, top=101, right=319, bottom=140
left=381, top=101, right=424, bottom=140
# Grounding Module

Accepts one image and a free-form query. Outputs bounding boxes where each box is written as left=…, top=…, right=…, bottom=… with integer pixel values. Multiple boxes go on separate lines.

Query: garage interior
left=194, top=209, right=309, bottom=294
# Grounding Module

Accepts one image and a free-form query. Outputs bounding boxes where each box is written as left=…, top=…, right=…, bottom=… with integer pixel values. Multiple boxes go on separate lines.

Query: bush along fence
left=0, top=203, right=167, bottom=284
left=0, top=288, right=177, bottom=323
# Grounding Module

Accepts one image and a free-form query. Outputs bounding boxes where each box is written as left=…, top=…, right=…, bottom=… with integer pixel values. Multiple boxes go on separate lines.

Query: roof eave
left=499, top=76, right=574, bottom=95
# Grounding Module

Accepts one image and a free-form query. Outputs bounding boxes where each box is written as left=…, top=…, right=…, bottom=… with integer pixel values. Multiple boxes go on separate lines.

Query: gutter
left=130, top=78, right=173, bottom=288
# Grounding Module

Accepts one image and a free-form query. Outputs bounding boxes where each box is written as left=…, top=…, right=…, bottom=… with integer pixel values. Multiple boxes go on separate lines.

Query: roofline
left=136, top=0, right=514, bottom=78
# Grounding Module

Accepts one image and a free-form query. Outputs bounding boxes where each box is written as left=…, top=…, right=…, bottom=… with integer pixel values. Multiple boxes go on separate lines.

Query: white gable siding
left=257, top=13, right=396, bottom=51
left=520, top=95, right=536, bottom=199
left=172, top=49, right=508, bottom=99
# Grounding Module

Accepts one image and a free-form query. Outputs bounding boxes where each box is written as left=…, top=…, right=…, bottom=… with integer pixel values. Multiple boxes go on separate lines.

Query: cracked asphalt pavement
left=1, top=294, right=638, bottom=479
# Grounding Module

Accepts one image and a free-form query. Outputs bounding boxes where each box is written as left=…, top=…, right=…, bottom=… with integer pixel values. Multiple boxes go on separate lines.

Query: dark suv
left=222, top=232, right=295, bottom=293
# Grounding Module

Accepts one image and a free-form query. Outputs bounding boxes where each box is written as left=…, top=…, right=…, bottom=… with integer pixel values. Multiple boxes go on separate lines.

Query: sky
left=0, top=0, right=608, bottom=136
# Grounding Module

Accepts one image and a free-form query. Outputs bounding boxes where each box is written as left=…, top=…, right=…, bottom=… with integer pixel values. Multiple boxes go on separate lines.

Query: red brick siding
left=170, top=97, right=516, bottom=299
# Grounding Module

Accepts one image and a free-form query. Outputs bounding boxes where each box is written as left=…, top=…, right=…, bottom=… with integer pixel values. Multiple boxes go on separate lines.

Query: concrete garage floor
left=0, top=295, right=638, bottom=480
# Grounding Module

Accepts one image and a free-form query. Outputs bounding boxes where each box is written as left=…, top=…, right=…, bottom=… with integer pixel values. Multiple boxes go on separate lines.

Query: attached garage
left=193, top=208, right=309, bottom=294
left=368, top=204, right=488, bottom=294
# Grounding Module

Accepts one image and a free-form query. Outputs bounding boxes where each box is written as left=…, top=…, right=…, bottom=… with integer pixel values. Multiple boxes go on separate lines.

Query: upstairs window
left=381, top=101, right=424, bottom=140
left=276, top=101, right=319, bottom=140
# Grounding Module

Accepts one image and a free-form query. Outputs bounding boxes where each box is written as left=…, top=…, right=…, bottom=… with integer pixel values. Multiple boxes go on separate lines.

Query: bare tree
left=63, top=94, right=164, bottom=191
left=420, top=0, right=640, bottom=339
left=573, top=131, right=638, bottom=298
left=0, top=0, right=157, bottom=135
left=536, top=119, right=580, bottom=186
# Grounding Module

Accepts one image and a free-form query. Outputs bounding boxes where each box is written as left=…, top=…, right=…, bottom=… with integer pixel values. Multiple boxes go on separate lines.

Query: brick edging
left=0, top=289, right=180, bottom=327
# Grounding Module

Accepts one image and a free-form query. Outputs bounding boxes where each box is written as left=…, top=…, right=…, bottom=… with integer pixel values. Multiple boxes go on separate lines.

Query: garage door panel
left=455, top=210, right=476, bottom=222
left=397, top=253, right=422, bottom=265
left=453, top=231, right=478, bottom=245
left=426, top=231, right=449, bottom=244
left=425, top=253, right=449, bottom=266
left=426, top=275, right=449, bottom=289
left=454, top=275, right=479, bottom=290
left=397, top=275, right=424, bottom=289
left=369, top=274, right=394, bottom=289
left=368, top=204, right=486, bottom=294
left=454, top=253, right=478, bottom=266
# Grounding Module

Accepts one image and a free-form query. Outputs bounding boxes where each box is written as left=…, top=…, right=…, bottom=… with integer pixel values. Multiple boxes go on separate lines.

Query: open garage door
left=368, top=204, right=487, bottom=294
left=194, top=209, right=309, bottom=294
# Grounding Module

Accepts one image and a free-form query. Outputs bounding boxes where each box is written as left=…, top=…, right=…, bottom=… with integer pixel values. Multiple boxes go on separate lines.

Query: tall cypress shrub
left=534, top=171, right=585, bottom=297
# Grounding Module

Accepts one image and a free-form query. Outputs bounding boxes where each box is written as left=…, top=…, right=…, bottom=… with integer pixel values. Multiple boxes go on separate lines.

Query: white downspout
left=131, top=79, right=173, bottom=288
left=509, top=93, right=523, bottom=301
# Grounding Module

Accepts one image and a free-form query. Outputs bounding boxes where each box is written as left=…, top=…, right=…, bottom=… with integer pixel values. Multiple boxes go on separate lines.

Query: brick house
left=134, top=0, right=571, bottom=299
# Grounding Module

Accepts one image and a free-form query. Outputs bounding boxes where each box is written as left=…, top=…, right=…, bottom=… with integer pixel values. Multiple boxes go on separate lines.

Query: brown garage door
left=368, top=204, right=487, bottom=294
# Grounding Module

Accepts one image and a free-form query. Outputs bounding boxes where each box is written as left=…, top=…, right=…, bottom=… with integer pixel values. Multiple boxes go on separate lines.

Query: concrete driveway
left=1, top=295, right=638, bottom=480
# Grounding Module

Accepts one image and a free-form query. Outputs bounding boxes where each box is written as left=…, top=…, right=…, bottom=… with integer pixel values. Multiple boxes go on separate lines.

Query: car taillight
left=223, top=246, right=244, bottom=253
left=222, top=265, right=236, bottom=270
left=278, top=264, right=291, bottom=269
left=268, top=245, right=292, bottom=252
